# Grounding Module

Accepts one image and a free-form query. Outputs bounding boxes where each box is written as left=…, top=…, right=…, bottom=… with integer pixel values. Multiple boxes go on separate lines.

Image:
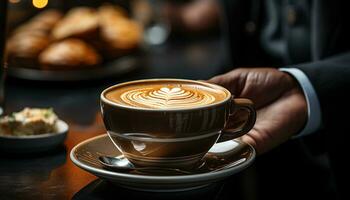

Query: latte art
left=104, top=80, right=230, bottom=110
left=120, top=86, right=216, bottom=109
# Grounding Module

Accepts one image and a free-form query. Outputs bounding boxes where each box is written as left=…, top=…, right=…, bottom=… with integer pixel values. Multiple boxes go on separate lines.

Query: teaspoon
left=99, top=155, right=192, bottom=175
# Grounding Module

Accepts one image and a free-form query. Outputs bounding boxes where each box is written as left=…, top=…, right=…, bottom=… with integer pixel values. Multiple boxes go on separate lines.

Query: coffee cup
left=100, top=79, right=256, bottom=169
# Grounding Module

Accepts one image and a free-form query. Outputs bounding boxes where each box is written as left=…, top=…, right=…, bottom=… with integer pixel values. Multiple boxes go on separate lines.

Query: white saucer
left=70, top=134, right=255, bottom=192
left=0, top=120, right=68, bottom=154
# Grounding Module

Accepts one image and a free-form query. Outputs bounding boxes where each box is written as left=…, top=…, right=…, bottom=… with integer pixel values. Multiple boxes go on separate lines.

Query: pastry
left=6, top=9, right=62, bottom=68
left=6, top=4, right=142, bottom=71
left=98, top=4, right=127, bottom=20
left=13, top=9, right=63, bottom=35
left=6, top=33, right=50, bottom=68
left=39, top=38, right=101, bottom=70
left=52, top=7, right=99, bottom=40
left=98, top=5, right=142, bottom=58
left=31, top=9, right=63, bottom=27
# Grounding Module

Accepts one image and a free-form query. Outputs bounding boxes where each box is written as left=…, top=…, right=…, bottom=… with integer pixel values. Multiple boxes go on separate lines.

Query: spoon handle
left=103, top=165, right=191, bottom=175
left=133, top=167, right=191, bottom=175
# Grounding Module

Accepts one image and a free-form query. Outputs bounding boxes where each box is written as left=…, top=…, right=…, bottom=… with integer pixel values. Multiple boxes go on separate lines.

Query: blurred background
left=4, top=0, right=228, bottom=78
left=0, top=1, right=337, bottom=200
left=2, top=0, right=229, bottom=124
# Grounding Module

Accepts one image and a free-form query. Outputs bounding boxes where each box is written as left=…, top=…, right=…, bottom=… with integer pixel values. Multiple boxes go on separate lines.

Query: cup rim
left=100, top=78, right=232, bottom=112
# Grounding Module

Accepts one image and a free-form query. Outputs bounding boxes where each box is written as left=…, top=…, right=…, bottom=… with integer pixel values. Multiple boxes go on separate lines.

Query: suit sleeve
left=295, top=52, right=350, bottom=124
left=293, top=51, right=350, bottom=199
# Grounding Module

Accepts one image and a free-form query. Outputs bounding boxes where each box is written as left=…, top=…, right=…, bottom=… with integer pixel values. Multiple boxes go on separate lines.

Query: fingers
left=208, top=69, right=247, bottom=97
left=209, top=68, right=307, bottom=156
left=207, top=74, right=225, bottom=84
left=240, top=134, right=258, bottom=153
left=211, top=68, right=300, bottom=109
left=241, top=89, right=307, bottom=155
left=207, top=70, right=243, bottom=95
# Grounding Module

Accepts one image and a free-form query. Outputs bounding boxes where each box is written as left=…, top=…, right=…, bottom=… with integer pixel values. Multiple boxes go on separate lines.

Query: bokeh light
left=32, top=0, right=48, bottom=9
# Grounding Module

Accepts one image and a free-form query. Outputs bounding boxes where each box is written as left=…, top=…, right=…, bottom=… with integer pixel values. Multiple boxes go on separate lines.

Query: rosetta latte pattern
left=120, top=86, right=216, bottom=109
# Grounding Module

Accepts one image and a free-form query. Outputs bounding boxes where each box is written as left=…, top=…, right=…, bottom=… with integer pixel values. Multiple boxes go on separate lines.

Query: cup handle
left=217, top=98, right=256, bottom=143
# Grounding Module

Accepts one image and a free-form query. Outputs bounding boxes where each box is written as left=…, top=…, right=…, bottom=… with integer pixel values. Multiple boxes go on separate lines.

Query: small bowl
left=0, top=120, right=68, bottom=154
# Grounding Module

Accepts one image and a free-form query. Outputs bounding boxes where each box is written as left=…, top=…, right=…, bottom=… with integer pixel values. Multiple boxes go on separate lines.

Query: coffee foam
left=105, top=81, right=228, bottom=109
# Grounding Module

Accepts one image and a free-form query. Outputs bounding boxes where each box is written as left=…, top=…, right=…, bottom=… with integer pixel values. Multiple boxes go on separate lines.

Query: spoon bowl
left=99, top=155, right=135, bottom=170
left=99, top=155, right=194, bottom=175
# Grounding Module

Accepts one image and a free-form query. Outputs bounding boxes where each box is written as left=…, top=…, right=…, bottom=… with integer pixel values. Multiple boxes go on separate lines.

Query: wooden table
left=2, top=37, right=249, bottom=200
left=1, top=36, right=335, bottom=200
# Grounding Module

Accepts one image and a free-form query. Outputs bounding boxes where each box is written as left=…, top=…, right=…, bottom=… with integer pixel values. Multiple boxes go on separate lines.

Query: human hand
left=208, top=68, right=308, bottom=154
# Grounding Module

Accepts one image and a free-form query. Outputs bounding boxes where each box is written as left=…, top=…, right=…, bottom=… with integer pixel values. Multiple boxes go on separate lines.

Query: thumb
left=207, top=74, right=229, bottom=87
left=207, top=71, right=243, bottom=96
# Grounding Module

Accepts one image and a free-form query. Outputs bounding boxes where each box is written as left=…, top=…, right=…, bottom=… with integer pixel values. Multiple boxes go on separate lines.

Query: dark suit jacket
left=220, top=0, right=350, bottom=199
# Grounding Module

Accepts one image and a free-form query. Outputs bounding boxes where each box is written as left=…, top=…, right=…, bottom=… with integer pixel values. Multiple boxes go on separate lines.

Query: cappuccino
left=101, top=79, right=256, bottom=168
left=105, top=80, right=229, bottom=109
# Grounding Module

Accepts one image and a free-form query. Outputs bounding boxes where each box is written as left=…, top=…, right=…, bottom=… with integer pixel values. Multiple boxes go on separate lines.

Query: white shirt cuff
left=280, top=68, right=322, bottom=137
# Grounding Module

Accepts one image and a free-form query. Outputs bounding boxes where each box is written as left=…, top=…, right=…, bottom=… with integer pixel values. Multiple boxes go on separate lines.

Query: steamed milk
left=105, top=80, right=228, bottom=109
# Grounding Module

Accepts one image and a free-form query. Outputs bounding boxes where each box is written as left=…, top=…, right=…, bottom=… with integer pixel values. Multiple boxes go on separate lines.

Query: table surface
left=0, top=36, right=334, bottom=200
left=1, top=36, right=245, bottom=200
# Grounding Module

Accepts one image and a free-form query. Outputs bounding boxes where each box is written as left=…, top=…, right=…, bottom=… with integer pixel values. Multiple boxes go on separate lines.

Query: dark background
left=0, top=1, right=335, bottom=199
